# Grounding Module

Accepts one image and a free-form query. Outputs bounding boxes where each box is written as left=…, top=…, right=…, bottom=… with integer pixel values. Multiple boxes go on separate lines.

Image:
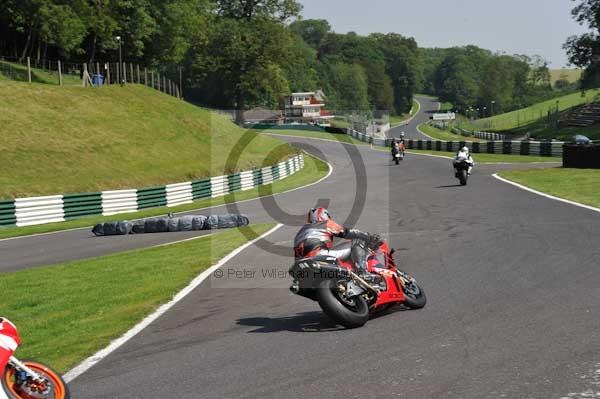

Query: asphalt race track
left=3, top=100, right=599, bottom=398
left=388, top=95, right=438, bottom=140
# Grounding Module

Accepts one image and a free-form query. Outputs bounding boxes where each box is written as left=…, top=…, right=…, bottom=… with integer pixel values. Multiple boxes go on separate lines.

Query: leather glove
left=367, top=233, right=382, bottom=250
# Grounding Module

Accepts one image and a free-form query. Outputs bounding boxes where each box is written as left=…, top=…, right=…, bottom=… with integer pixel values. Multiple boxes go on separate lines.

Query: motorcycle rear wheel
left=317, top=279, right=369, bottom=328
left=2, top=360, right=70, bottom=399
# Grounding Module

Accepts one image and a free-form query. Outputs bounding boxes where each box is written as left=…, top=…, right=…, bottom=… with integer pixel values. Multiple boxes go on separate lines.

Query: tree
left=215, top=0, right=302, bottom=22
left=190, top=16, right=294, bottom=118
left=564, top=0, right=600, bottom=88
left=289, top=19, right=331, bottom=49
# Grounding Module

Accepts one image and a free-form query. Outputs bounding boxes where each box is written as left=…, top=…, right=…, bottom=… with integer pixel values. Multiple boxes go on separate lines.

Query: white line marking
left=63, top=223, right=284, bottom=383
left=493, top=173, right=600, bottom=214
left=0, top=152, right=331, bottom=243
left=416, top=123, right=436, bottom=140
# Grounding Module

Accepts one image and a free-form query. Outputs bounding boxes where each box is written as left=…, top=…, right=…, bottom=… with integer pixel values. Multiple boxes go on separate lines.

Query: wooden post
left=136, top=64, right=140, bottom=84
left=130, top=63, right=133, bottom=84
left=163, top=75, right=166, bottom=93
left=122, top=62, right=127, bottom=83
left=158, top=73, right=161, bottom=91
left=144, top=67, right=147, bottom=85
left=58, top=60, right=63, bottom=86
left=106, top=62, right=111, bottom=85
left=83, top=63, right=88, bottom=87
left=179, top=66, right=183, bottom=99
left=96, top=62, right=100, bottom=75
left=27, top=57, right=31, bottom=83
left=151, top=71, right=154, bottom=88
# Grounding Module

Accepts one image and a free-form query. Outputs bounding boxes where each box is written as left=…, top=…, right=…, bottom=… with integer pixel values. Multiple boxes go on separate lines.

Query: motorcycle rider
left=294, top=208, right=381, bottom=278
left=453, top=146, right=475, bottom=176
left=0, top=317, right=20, bottom=372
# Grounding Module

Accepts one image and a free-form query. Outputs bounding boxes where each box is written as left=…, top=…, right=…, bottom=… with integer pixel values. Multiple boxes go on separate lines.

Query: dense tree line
left=1, top=0, right=591, bottom=119
left=417, top=46, right=578, bottom=116
left=0, top=0, right=420, bottom=116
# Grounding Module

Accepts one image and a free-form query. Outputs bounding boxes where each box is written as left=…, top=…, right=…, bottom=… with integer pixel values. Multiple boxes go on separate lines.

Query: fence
left=0, top=154, right=304, bottom=227
left=0, top=55, right=182, bottom=99
left=347, top=129, right=563, bottom=157
left=450, top=127, right=507, bottom=141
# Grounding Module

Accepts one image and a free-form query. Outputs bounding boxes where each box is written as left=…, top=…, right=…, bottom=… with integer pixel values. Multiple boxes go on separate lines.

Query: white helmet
left=461, top=146, right=469, bottom=153
left=400, top=132, right=405, bottom=137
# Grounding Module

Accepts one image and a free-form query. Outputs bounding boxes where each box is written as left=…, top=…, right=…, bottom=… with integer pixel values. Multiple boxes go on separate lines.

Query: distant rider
left=294, top=208, right=380, bottom=278
left=453, top=146, right=474, bottom=175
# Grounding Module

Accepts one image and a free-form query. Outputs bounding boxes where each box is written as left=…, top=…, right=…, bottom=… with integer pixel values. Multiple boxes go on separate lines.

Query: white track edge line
left=63, top=223, right=284, bottom=383
left=492, top=173, right=600, bottom=214
left=0, top=152, right=331, bottom=243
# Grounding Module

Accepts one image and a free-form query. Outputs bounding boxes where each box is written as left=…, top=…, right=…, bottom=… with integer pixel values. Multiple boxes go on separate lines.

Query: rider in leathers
left=294, top=208, right=380, bottom=277
left=453, top=146, right=475, bottom=175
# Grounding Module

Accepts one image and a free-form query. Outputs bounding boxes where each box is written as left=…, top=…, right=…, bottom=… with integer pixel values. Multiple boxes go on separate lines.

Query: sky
left=297, top=0, right=589, bottom=68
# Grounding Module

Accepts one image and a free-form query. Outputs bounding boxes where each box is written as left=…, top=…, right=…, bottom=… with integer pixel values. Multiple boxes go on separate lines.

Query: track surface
left=5, top=99, right=600, bottom=398
left=388, top=95, right=438, bottom=140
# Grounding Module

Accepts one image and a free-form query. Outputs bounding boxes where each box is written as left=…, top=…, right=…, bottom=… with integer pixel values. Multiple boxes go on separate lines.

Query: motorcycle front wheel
left=401, top=278, right=427, bottom=309
left=2, top=360, right=70, bottom=399
left=317, top=279, right=369, bottom=328
left=459, top=169, right=468, bottom=186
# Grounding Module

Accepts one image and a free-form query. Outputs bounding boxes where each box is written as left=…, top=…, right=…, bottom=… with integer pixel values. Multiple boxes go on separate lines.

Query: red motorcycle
left=289, top=239, right=426, bottom=328
left=0, top=318, right=69, bottom=399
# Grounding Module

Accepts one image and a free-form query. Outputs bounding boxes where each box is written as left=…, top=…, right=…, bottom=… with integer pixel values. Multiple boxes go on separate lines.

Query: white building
left=284, top=90, right=334, bottom=124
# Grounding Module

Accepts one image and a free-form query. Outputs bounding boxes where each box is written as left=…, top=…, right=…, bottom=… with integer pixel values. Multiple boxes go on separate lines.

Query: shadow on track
left=237, top=312, right=344, bottom=333
left=435, top=184, right=465, bottom=188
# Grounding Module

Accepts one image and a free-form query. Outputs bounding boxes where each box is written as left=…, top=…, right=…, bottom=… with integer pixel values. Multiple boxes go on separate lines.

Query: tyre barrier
left=347, top=129, right=563, bottom=157
left=563, top=143, right=600, bottom=168
left=92, top=214, right=250, bottom=236
left=0, top=154, right=304, bottom=228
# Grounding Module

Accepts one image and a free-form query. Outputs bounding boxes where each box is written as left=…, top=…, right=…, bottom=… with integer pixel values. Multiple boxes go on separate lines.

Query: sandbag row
left=92, top=214, right=250, bottom=236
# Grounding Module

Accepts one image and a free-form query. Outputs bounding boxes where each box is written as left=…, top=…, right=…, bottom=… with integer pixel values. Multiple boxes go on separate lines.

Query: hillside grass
left=0, top=224, right=274, bottom=373
left=550, top=68, right=582, bottom=84
left=0, top=60, right=80, bottom=85
left=0, top=81, right=296, bottom=199
left=459, top=89, right=600, bottom=132
left=0, top=153, right=328, bottom=239
left=499, top=168, right=600, bottom=209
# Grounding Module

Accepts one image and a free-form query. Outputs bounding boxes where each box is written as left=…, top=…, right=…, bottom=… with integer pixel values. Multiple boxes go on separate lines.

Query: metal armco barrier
left=348, top=129, right=563, bottom=157
left=451, top=127, right=507, bottom=141
left=0, top=154, right=304, bottom=227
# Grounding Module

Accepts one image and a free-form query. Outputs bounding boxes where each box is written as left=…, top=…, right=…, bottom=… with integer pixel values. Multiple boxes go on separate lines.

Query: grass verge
left=0, top=153, right=327, bottom=239
left=498, top=168, right=600, bottom=208
left=259, top=129, right=560, bottom=164
left=404, top=149, right=560, bottom=163
left=419, top=123, right=485, bottom=142
left=0, top=223, right=274, bottom=372
left=391, top=100, right=420, bottom=125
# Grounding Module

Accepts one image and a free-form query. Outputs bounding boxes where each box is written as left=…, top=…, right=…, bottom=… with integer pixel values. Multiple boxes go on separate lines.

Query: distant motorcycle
left=289, top=238, right=426, bottom=328
left=454, top=159, right=471, bottom=186
left=1, top=319, right=69, bottom=399
left=392, top=144, right=405, bottom=165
